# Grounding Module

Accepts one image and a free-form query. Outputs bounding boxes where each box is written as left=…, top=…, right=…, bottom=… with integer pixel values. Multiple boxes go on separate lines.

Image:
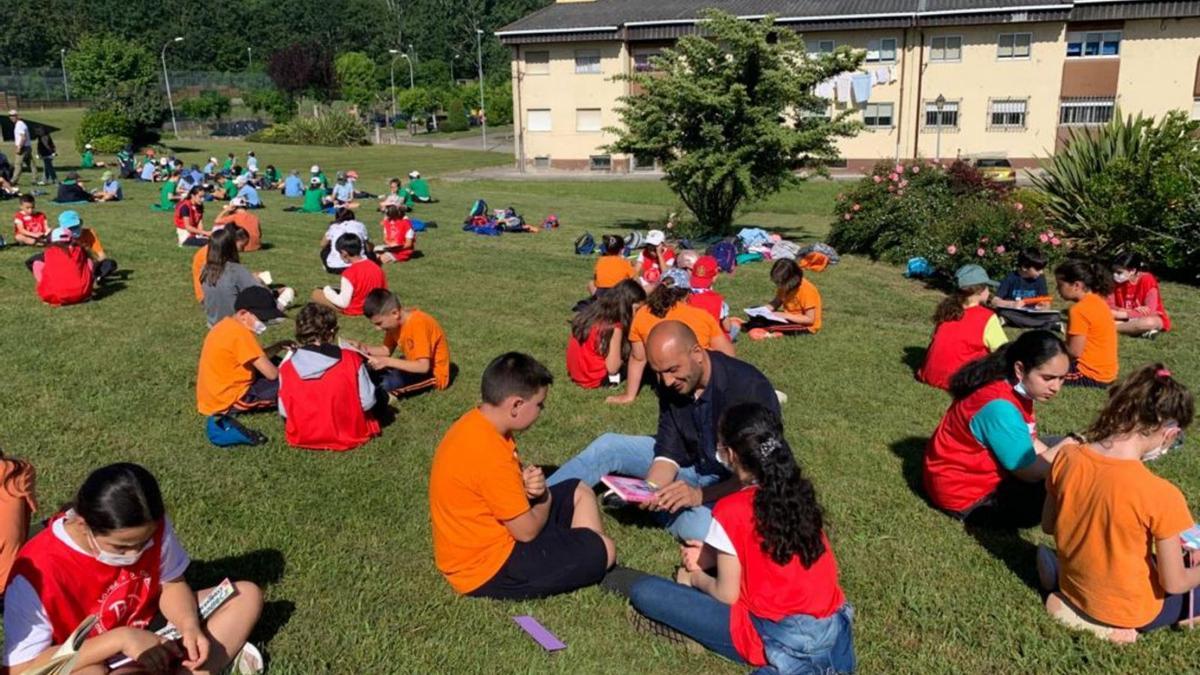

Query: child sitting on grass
left=319, top=210, right=371, bottom=274
left=1055, top=260, right=1119, bottom=388
left=195, top=286, right=289, bottom=415
left=588, top=234, right=636, bottom=297
left=312, top=234, right=387, bottom=316
left=300, top=177, right=327, bottom=214
left=376, top=205, right=416, bottom=263
left=1108, top=252, right=1171, bottom=338
left=193, top=226, right=249, bottom=303
left=686, top=255, right=736, bottom=339
left=174, top=187, right=210, bottom=247
left=918, top=264, right=1007, bottom=391
left=430, top=352, right=615, bottom=599
left=742, top=259, right=823, bottom=339
left=636, top=230, right=675, bottom=288
left=278, top=303, right=381, bottom=451
left=567, top=279, right=646, bottom=389
left=92, top=170, right=123, bottom=202
left=214, top=197, right=262, bottom=252
left=12, top=194, right=47, bottom=246
left=988, top=248, right=1056, bottom=329
left=354, top=289, right=452, bottom=396
left=33, top=227, right=93, bottom=306
left=3, top=463, right=263, bottom=674
left=1039, top=364, right=1195, bottom=643
left=629, top=403, right=855, bottom=673
left=200, top=228, right=277, bottom=328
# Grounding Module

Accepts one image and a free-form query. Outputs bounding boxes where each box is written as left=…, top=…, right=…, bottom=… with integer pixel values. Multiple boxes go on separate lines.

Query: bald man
left=548, top=321, right=779, bottom=540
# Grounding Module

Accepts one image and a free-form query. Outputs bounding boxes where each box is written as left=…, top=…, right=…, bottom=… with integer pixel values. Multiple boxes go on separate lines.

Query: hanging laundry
left=835, top=73, right=852, bottom=103
left=815, top=79, right=835, bottom=99
left=872, top=66, right=893, bottom=85
left=851, top=73, right=873, bottom=104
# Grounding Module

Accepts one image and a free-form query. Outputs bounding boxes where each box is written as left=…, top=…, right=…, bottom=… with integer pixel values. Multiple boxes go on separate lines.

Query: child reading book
left=195, top=286, right=289, bottom=415
left=629, top=403, right=855, bottom=673
left=741, top=259, right=822, bottom=339
left=430, top=352, right=615, bottom=599
left=1108, top=252, right=1171, bottom=338
left=377, top=205, right=416, bottom=263
left=988, top=248, right=1058, bottom=329
left=686, top=255, right=736, bottom=338
left=1055, top=260, right=1119, bottom=388
left=311, top=234, right=387, bottom=316
left=918, top=264, right=1007, bottom=391
left=278, top=303, right=381, bottom=451
left=356, top=289, right=452, bottom=396
left=3, top=463, right=262, bottom=674
left=567, top=279, right=646, bottom=389
left=1039, top=364, right=1195, bottom=643
left=589, top=234, right=636, bottom=296
left=174, top=187, right=210, bottom=247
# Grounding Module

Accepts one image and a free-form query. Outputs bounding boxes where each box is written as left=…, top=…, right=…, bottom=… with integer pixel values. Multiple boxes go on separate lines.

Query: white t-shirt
left=3, top=513, right=190, bottom=666
left=246, top=156, right=258, bottom=172
left=13, top=120, right=29, bottom=150
left=324, top=220, right=369, bottom=270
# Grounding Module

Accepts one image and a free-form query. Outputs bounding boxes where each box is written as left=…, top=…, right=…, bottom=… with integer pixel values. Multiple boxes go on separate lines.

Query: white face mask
left=251, top=319, right=268, bottom=335
left=87, top=531, right=149, bottom=567
left=1113, top=271, right=1130, bottom=284
left=1144, top=425, right=1182, bottom=463
left=716, top=446, right=733, bottom=472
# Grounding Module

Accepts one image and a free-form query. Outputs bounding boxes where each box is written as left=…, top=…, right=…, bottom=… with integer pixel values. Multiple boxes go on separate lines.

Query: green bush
left=244, top=88, right=295, bottom=123
left=89, top=134, right=132, bottom=153
left=439, top=98, right=468, bottom=132
left=179, top=90, right=232, bottom=122
left=75, top=108, right=136, bottom=152
left=245, top=108, right=367, bottom=146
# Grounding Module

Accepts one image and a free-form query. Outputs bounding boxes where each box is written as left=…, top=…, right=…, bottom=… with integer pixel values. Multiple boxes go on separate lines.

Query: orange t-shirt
left=192, top=245, right=208, bottom=302
left=384, top=309, right=452, bottom=389
left=1068, top=292, right=1118, bottom=383
left=429, top=408, right=529, bottom=594
left=214, top=211, right=262, bottom=251
left=775, top=277, right=823, bottom=333
left=77, top=228, right=105, bottom=259
left=196, top=317, right=266, bottom=415
left=594, top=255, right=635, bottom=289
left=628, top=303, right=723, bottom=348
left=0, top=461, right=35, bottom=587
left=1049, top=444, right=1192, bottom=628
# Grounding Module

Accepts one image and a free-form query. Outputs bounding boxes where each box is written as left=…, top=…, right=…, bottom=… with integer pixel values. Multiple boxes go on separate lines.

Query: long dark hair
left=72, top=463, right=164, bottom=534
left=948, top=329, right=1068, bottom=399
left=645, top=278, right=689, bottom=318
left=719, top=403, right=827, bottom=568
left=1055, top=259, right=1113, bottom=295
left=571, top=279, right=646, bottom=356
left=1111, top=251, right=1145, bottom=272
left=1085, top=363, right=1194, bottom=441
left=200, top=227, right=240, bottom=285
left=933, top=284, right=989, bottom=324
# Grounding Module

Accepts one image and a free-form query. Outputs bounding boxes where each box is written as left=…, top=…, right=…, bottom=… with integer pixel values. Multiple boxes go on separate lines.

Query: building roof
left=497, top=0, right=1197, bottom=41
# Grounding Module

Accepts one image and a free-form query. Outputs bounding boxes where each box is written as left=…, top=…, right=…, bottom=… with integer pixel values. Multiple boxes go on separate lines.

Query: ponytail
left=645, top=283, right=689, bottom=318
left=1084, top=363, right=1194, bottom=441
left=719, top=403, right=826, bottom=568
left=949, top=329, right=1068, bottom=399
left=1055, top=259, right=1113, bottom=295
left=932, top=284, right=989, bottom=324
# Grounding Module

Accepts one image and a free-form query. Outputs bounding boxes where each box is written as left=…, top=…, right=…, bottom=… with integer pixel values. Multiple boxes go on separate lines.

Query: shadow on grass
left=93, top=281, right=128, bottom=301
left=902, top=346, right=926, bottom=378
left=185, top=548, right=295, bottom=646
left=888, top=436, right=927, bottom=499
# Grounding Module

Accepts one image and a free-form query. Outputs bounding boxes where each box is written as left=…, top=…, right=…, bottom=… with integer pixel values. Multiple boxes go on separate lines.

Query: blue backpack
left=905, top=257, right=934, bottom=278
left=467, top=199, right=489, bottom=221
left=707, top=240, right=738, bottom=273
left=206, top=414, right=267, bottom=447
left=575, top=233, right=596, bottom=255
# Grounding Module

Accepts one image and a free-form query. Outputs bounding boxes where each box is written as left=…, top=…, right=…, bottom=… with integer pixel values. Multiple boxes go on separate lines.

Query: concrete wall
left=1119, top=17, right=1200, bottom=118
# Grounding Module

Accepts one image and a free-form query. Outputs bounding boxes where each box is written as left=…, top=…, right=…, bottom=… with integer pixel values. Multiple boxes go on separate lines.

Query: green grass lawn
left=3, top=110, right=1200, bottom=673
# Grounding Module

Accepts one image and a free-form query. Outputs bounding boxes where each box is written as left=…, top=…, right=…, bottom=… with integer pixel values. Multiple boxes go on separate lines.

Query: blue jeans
left=629, top=576, right=744, bottom=663
left=547, top=433, right=723, bottom=541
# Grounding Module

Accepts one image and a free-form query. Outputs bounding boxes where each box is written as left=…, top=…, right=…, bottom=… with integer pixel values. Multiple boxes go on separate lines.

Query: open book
left=601, top=475, right=657, bottom=504
left=744, top=306, right=788, bottom=323
left=106, top=578, right=237, bottom=670
left=20, top=615, right=97, bottom=675
left=338, top=338, right=370, bottom=357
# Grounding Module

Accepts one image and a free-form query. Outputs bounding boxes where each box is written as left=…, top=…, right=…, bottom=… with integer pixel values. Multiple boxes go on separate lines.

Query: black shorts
left=468, top=479, right=608, bottom=600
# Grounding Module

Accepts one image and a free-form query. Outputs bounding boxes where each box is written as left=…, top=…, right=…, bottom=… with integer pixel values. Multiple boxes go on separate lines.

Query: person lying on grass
left=347, top=289, right=453, bottom=398
left=2, top=463, right=263, bottom=674
left=196, top=286, right=291, bottom=416
left=923, top=330, right=1075, bottom=529
left=629, top=402, right=855, bottom=674
left=1038, top=364, right=1195, bottom=643
left=310, top=234, right=387, bottom=316
left=567, top=279, right=645, bottom=389
left=551, top=320, right=776, bottom=542
left=430, top=352, right=615, bottom=599
left=917, top=264, right=1007, bottom=391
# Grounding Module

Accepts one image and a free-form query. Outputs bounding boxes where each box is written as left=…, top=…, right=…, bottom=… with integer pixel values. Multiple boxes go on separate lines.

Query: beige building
left=498, top=0, right=1200, bottom=172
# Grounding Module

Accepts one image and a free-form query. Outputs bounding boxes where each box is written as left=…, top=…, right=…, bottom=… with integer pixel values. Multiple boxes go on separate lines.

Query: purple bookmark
left=512, top=615, right=567, bottom=652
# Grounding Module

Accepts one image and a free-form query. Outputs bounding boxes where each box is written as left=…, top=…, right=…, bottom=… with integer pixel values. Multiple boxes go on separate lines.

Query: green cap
left=955, top=264, right=999, bottom=289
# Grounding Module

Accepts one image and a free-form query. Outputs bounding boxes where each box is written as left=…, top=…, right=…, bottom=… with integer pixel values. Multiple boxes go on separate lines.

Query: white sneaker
left=1036, top=544, right=1059, bottom=592
left=775, top=389, right=789, bottom=405
left=275, top=286, right=295, bottom=310
left=233, top=642, right=264, bottom=674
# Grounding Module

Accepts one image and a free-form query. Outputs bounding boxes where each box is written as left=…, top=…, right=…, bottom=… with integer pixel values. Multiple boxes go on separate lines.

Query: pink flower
left=994, top=245, right=1006, bottom=254
left=852, top=203, right=861, bottom=212
left=873, top=175, right=883, bottom=184
left=946, top=245, right=958, bottom=255
left=897, top=190, right=905, bottom=197
left=889, top=172, right=899, bottom=181
left=844, top=213, right=852, bottom=220
left=976, top=248, right=986, bottom=257
left=895, top=164, right=904, bottom=174
left=1014, top=202, right=1024, bottom=212
left=1051, top=237, right=1061, bottom=246
left=888, top=184, right=896, bottom=192
left=899, top=180, right=909, bottom=189
left=911, top=165, right=921, bottom=174
left=1039, top=233, right=1049, bottom=243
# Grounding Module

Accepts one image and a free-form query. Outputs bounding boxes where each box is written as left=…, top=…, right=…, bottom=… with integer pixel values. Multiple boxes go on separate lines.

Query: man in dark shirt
left=548, top=321, right=779, bottom=540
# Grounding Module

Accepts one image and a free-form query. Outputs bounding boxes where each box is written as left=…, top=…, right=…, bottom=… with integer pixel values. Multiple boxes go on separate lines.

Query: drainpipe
left=911, top=0, right=927, bottom=160
left=895, top=28, right=908, bottom=162
left=512, top=45, right=526, bottom=173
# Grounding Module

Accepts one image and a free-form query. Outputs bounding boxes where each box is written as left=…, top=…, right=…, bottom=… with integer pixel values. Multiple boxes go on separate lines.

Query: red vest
left=279, top=349, right=381, bottom=451
left=923, top=379, right=1036, bottom=512
left=342, top=259, right=387, bottom=316
left=37, top=244, right=93, bottom=306
left=687, top=291, right=729, bottom=338
left=918, top=305, right=994, bottom=391
left=174, top=200, right=201, bottom=230
left=9, top=515, right=165, bottom=645
left=1111, top=273, right=1171, bottom=331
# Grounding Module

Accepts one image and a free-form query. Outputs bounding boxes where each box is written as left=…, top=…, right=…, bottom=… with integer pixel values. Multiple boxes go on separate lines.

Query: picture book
left=744, top=306, right=788, bottom=323
left=601, top=475, right=657, bottom=504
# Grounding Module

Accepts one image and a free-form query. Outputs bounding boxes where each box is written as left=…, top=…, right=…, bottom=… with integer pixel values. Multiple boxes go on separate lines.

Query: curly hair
left=719, top=403, right=827, bottom=568
left=571, top=279, right=646, bottom=357
left=933, top=284, right=990, bottom=324
left=1084, top=363, right=1194, bottom=441
left=645, top=280, right=689, bottom=318
left=295, top=303, right=339, bottom=345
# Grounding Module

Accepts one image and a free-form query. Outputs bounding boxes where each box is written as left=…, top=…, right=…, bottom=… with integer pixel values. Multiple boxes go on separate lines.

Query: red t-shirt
left=341, top=259, right=387, bottom=316
left=566, top=322, right=615, bottom=389
left=13, top=211, right=47, bottom=236
left=1110, top=273, right=1171, bottom=332
left=637, top=248, right=676, bottom=274
left=711, top=487, right=846, bottom=666
left=381, top=217, right=415, bottom=262
left=37, top=244, right=93, bottom=306
left=918, top=305, right=995, bottom=391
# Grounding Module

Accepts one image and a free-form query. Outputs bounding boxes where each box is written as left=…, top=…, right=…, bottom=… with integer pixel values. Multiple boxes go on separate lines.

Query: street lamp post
left=401, top=54, right=414, bottom=88
left=247, top=47, right=252, bottom=71
left=161, top=37, right=183, bottom=138
left=59, top=48, right=69, bottom=102
left=934, top=93, right=946, bottom=163
left=476, top=28, right=486, bottom=150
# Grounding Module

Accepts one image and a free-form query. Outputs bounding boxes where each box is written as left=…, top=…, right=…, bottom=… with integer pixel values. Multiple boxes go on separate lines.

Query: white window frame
left=924, top=100, right=960, bottom=129
left=1066, top=30, right=1121, bottom=58
left=1192, top=98, right=1200, bottom=121
left=808, top=39, right=836, bottom=56
left=988, top=99, right=1028, bottom=130
left=576, top=108, right=602, bottom=132
left=574, top=49, right=602, bottom=74
left=863, top=102, right=894, bottom=128
left=525, top=51, right=550, bottom=75
left=1059, top=98, right=1115, bottom=126
left=527, top=109, right=552, bottom=132
left=929, top=36, right=963, bottom=63
left=866, top=37, right=899, bottom=63
left=997, top=33, right=1032, bottom=60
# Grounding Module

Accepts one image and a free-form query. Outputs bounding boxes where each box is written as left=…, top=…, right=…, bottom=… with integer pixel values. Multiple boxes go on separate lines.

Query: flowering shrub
left=830, top=160, right=1062, bottom=278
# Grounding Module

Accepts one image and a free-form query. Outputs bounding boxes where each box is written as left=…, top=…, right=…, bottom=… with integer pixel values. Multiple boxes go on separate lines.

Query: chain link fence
left=0, top=67, right=271, bottom=102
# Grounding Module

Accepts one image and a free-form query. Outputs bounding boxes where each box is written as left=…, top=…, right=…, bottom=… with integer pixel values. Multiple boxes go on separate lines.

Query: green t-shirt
left=399, top=187, right=415, bottom=208
left=222, top=159, right=234, bottom=172
left=314, top=172, right=329, bottom=189
left=302, top=187, right=325, bottom=212
left=81, top=151, right=95, bottom=169
left=223, top=179, right=237, bottom=198
left=408, top=178, right=430, bottom=200
left=159, top=180, right=177, bottom=208
left=265, top=167, right=280, bottom=184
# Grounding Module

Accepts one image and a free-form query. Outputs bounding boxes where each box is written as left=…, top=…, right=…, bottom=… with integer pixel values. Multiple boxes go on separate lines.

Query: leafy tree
left=608, top=11, right=861, bottom=234
left=179, top=90, right=232, bottom=122
left=244, top=88, right=295, bottom=123
left=267, top=43, right=336, bottom=102
left=335, top=52, right=380, bottom=113
left=396, top=87, right=435, bottom=118
left=63, top=35, right=165, bottom=135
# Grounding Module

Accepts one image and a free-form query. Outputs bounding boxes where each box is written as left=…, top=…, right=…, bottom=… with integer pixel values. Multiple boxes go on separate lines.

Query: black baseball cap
left=234, top=286, right=285, bottom=322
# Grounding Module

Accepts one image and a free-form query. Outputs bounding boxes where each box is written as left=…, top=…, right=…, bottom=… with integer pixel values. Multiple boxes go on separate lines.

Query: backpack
left=575, top=232, right=596, bottom=255
left=206, top=414, right=267, bottom=447
left=707, top=240, right=738, bottom=273
left=905, top=257, right=934, bottom=278
left=467, top=199, right=489, bottom=221
left=624, top=231, right=645, bottom=256
left=798, top=251, right=830, bottom=272
left=542, top=214, right=559, bottom=230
